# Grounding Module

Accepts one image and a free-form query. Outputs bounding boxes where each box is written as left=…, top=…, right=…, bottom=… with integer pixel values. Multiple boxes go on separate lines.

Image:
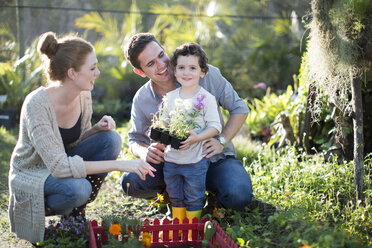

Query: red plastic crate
left=89, top=217, right=238, bottom=248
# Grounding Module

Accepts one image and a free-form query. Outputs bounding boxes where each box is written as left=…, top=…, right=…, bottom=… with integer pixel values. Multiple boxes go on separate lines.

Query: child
left=160, top=43, right=222, bottom=223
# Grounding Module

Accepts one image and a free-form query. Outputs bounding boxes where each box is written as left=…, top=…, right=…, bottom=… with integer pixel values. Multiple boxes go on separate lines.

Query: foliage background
left=0, top=0, right=310, bottom=121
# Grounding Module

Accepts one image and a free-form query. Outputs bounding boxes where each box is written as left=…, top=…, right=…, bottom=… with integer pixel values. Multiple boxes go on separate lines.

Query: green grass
left=220, top=143, right=372, bottom=247
left=0, top=123, right=371, bottom=247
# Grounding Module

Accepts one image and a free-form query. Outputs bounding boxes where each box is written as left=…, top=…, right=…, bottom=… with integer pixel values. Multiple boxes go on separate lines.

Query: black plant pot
left=170, top=135, right=187, bottom=150
left=159, top=131, right=171, bottom=146
left=150, top=127, right=163, bottom=141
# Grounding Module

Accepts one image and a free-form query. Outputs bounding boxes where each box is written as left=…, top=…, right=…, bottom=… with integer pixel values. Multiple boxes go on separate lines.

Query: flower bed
left=89, top=217, right=238, bottom=248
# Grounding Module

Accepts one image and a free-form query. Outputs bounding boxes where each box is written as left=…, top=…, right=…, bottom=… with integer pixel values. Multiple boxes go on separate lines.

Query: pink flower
left=194, top=94, right=206, bottom=110
left=254, top=82, right=267, bottom=89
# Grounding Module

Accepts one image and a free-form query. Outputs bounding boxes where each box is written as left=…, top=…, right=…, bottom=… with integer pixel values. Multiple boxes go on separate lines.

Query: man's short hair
left=170, top=43, right=209, bottom=74
left=123, top=33, right=162, bottom=70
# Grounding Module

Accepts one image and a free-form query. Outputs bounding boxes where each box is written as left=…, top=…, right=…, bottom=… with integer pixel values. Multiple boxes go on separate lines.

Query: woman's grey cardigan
left=8, top=87, right=92, bottom=243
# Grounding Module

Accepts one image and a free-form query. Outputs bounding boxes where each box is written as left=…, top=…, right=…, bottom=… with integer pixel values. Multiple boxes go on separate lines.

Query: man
left=121, top=33, right=253, bottom=210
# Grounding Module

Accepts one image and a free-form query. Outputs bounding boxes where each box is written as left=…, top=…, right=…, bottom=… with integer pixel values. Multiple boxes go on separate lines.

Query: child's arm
left=179, top=127, right=219, bottom=150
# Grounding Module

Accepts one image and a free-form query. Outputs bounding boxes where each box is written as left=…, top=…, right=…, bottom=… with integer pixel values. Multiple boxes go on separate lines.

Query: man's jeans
left=164, top=158, right=209, bottom=211
left=44, top=131, right=121, bottom=215
left=121, top=156, right=253, bottom=210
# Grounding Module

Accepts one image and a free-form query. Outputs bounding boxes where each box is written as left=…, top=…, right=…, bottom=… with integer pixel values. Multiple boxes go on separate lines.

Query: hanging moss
left=306, top=0, right=371, bottom=121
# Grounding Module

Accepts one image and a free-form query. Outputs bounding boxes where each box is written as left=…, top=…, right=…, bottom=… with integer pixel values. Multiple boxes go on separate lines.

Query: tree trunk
left=350, top=71, right=364, bottom=201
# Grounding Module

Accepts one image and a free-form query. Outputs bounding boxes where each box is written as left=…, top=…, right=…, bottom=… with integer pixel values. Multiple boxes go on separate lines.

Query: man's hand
left=145, top=142, right=166, bottom=164
left=202, top=138, right=224, bottom=158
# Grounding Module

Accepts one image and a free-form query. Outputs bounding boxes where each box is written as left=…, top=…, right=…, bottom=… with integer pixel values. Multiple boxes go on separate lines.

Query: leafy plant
left=0, top=40, right=43, bottom=111
left=38, top=216, right=89, bottom=247
left=150, top=107, right=166, bottom=130
left=245, top=85, right=293, bottom=138
left=100, top=214, right=143, bottom=248
left=160, top=94, right=204, bottom=140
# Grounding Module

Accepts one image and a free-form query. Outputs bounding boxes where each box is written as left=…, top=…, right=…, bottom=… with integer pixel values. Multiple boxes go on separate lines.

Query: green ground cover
left=0, top=124, right=370, bottom=247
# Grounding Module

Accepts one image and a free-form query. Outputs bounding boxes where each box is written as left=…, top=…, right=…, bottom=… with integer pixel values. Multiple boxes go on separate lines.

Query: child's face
left=174, top=55, right=205, bottom=88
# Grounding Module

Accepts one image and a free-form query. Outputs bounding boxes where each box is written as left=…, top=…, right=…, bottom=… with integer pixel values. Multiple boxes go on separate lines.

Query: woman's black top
left=59, top=113, right=82, bottom=149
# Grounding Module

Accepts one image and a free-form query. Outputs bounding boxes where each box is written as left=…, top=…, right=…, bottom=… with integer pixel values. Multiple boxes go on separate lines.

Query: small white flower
left=162, top=95, right=168, bottom=103
left=175, top=98, right=183, bottom=106
left=184, top=101, right=193, bottom=111
left=169, top=110, right=176, bottom=117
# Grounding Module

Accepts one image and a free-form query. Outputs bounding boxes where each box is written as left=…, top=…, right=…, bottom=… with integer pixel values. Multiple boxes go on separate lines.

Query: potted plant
left=163, top=98, right=204, bottom=149
left=150, top=94, right=205, bottom=150
left=149, top=108, right=168, bottom=142
left=167, top=114, right=191, bottom=150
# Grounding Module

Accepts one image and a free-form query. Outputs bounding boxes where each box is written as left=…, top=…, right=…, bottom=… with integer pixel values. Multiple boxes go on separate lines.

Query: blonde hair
left=37, top=31, right=94, bottom=82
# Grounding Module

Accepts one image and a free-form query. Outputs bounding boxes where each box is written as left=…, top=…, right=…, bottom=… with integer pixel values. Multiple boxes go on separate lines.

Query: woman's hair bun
left=37, top=31, right=59, bottom=59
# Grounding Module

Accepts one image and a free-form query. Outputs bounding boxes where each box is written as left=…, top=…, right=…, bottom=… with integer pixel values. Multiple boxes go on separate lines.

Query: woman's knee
left=78, top=179, right=92, bottom=200
left=46, top=178, right=92, bottom=211
left=94, top=130, right=122, bottom=160
left=103, top=130, right=122, bottom=158
left=69, top=179, right=92, bottom=206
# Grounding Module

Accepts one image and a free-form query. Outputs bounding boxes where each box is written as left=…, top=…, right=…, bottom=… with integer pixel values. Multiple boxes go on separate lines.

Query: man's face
left=137, top=41, right=173, bottom=85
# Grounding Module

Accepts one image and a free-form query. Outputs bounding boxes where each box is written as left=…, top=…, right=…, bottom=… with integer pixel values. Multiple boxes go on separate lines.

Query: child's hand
left=179, top=130, right=198, bottom=150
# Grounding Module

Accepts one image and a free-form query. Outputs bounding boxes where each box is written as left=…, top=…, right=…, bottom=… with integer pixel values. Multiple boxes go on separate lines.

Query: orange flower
left=109, top=224, right=122, bottom=236
left=284, top=193, right=291, bottom=197
left=142, top=232, right=152, bottom=247
left=300, top=245, right=311, bottom=248
left=213, top=208, right=218, bottom=216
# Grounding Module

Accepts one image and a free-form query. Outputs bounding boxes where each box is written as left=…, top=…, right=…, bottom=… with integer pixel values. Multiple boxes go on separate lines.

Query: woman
left=8, top=31, right=155, bottom=243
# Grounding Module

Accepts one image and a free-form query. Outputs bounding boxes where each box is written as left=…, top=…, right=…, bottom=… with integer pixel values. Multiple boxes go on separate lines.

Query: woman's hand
left=120, top=159, right=156, bottom=181
left=94, top=115, right=116, bottom=131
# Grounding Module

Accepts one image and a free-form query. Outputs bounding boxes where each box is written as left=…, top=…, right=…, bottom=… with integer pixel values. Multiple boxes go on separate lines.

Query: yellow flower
left=142, top=232, right=152, bottom=247
left=157, top=193, right=164, bottom=203
left=109, top=224, right=122, bottom=236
